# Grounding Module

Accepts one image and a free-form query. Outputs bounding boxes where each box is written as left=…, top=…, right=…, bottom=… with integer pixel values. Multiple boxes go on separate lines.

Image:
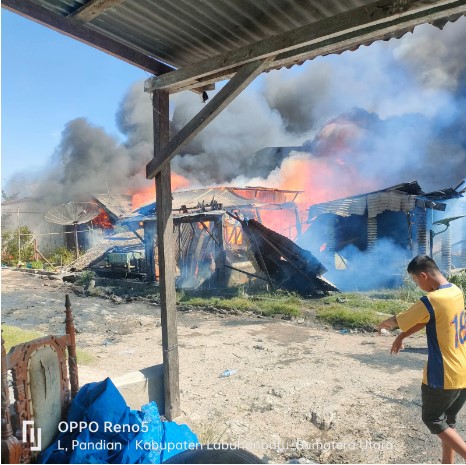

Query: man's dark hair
left=407, top=255, right=440, bottom=275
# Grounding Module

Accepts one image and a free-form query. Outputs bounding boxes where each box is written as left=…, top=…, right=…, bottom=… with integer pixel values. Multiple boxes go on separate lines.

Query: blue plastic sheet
left=39, top=378, right=198, bottom=464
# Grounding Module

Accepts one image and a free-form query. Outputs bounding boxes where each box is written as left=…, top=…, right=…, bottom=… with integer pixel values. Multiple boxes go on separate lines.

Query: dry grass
left=2, top=324, right=95, bottom=365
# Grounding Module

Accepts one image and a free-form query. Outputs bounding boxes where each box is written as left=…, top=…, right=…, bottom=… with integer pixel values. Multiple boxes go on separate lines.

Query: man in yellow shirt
left=378, top=255, right=466, bottom=464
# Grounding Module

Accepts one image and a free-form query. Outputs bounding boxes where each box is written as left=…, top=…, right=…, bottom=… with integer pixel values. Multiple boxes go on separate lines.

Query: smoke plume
left=4, top=17, right=466, bottom=210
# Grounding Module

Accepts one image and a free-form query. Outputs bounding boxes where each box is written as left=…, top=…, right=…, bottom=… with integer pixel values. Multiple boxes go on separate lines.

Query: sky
left=1, top=9, right=150, bottom=183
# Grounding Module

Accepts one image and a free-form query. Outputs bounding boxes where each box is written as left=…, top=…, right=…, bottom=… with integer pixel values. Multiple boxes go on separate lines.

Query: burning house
left=109, top=186, right=338, bottom=295
left=301, top=180, right=466, bottom=290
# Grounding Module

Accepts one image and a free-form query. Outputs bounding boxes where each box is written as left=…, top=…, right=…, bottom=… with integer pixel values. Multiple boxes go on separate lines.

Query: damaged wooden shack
left=118, top=186, right=337, bottom=295
left=301, top=181, right=465, bottom=288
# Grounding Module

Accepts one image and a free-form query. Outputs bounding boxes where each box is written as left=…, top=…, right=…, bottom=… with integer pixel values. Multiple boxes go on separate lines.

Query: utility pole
left=17, top=208, right=21, bottom=263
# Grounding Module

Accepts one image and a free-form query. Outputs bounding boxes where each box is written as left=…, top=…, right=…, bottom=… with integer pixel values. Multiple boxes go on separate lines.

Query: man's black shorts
left=421, top=383, right=466, bottom=434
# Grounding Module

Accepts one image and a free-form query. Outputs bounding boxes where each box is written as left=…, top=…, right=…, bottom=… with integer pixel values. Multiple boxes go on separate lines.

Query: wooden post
left=33, top=238, right=39, bottom=261
left=74, top=223, right=79, bottom=259
left=65, top=295, right=79, bottom=399
left=213, top=217, right=226, bottom=288
left=144, top=220, right=157, bottom=282
left=153, top=89, right=180, bottom=419
left=1, top=332, right=22, bottom=464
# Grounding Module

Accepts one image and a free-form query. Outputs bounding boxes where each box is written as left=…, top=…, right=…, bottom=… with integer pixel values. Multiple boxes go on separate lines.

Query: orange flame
left=92, top=210, right=113, bottom=229
left=131, top=172, right=190, bottom=210
left=258, top=118, right=379, bottom=219
left=259, top=209, right=299, bottom=240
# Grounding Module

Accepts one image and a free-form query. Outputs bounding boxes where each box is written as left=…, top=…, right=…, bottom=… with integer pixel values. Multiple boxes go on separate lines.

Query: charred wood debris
left=226, top=212, right=338, bottom=296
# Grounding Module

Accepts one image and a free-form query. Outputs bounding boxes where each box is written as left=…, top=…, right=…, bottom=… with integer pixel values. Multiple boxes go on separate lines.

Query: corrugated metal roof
left=87, top=0, right=332, bottom=67
left=121, top=186, right=300, bottom=224
left=93, top=194, right=132, bottom=220
left=308, top=182, right=425, bottom=218
left=21, top=0, right=466, bottom=83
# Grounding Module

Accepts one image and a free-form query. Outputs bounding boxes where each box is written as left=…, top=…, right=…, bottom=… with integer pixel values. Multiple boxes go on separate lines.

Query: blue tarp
left=39, top=378, right=198, bottom=464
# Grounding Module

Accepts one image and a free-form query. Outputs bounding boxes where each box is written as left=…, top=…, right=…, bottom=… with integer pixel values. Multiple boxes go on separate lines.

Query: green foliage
left=391, top=273, right=424, bottom=302
left=179, top=292, right=302, bottom=317
left=76, top=349, right=95, bottom=365
left=48, top=246, right=75, bottom=266
left=2, top=324, right=94, bottom=365
left=449, top=272, right=466, bottom=293
left=2, top=325, right=43, bottom=352
left=1, top=226, right=35, bottom=266
left=76, top=270, right=96, bottom=286
left=321, top=293, right=407, bottom=315
left=29, top=260, right=44, bottom=269
left=316, top=306, right=384, bottom=329
left=316, top=292, right=410, bottom=330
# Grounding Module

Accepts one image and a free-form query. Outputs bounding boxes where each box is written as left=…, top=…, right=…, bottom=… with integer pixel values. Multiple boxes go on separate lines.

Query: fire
left=251, top=116, right=381, bottom=221
left=92, top=210, right=113, bottom=229
left=131, top=172, right=190, bottom=210
left=259, top=208, right=299, bottom=240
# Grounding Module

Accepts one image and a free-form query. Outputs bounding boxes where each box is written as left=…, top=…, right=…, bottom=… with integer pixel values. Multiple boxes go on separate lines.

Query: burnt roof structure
left=307, top=180, right=465, bottom=219
left=307, top=181, right=446, bottom=218
left=304, top=180, right=465, bottom=290
left=128, top=186, right=302, bottom=221
left=93, top=194, right=132, bottom=221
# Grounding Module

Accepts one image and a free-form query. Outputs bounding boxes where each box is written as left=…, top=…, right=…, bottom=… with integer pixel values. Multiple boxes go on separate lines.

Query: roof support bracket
left=146, top=56, right=274, bottom=180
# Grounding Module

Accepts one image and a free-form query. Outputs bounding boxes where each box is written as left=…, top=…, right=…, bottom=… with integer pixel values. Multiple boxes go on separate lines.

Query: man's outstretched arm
left=391, top=323, right=426, bottom=354
left=377, top=315, right=398, bottom=332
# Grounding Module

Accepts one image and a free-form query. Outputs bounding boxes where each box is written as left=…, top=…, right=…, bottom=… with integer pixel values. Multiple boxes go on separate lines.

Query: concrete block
left=111, top=364, right=165, bottom=414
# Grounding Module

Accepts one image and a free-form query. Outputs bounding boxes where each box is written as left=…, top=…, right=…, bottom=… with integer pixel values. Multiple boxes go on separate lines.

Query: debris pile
left=232, top=214, right=338, bottom=296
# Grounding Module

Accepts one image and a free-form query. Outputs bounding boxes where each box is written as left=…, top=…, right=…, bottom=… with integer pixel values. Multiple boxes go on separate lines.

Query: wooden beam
left=64, top=294, right=79, bottom=399
left=153, top=90, right=180, bottom=420
left=146, top=57, right=273, bottom=179
left=2, top=0, right=174, bottom=76
left=271, top=1, right=466, bottom=70
left=145, top=0, right=466, bottom=93
left=213, top=218, right=226, bottom=288
left=69, top=0, right=125, bottom=22
left=144, top=220, right=157, bottom=282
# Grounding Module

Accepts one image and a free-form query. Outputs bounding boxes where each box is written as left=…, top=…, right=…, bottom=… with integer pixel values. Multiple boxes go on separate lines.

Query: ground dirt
left=2, top=268, right=464, bottom=464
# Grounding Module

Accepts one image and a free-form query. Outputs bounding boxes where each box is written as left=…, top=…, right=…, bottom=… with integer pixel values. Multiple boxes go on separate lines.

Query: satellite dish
left=45, top=202, right=101, bottom=225
left=45, top=202, right=101, bottom=258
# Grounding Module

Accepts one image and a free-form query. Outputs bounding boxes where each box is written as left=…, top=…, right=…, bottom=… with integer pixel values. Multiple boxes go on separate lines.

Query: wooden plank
left=69, top=0, right=124, bottom=21
left=143, top=220, right=157, bottom=282
left=213, top=218, right=226, bottom=288
left=153, top=90, right=180, bottom=420
left=2, top=0, right=174, bottom=76
left=146, top=57, right=273, bottom=179
left=145, top=0, right=466, bottom=92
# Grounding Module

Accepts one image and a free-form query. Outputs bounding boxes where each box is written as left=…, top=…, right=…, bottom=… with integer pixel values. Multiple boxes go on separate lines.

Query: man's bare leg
left=439, top=428, right=466, bottom=461
left=442, top=441, right=455, bottom=464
